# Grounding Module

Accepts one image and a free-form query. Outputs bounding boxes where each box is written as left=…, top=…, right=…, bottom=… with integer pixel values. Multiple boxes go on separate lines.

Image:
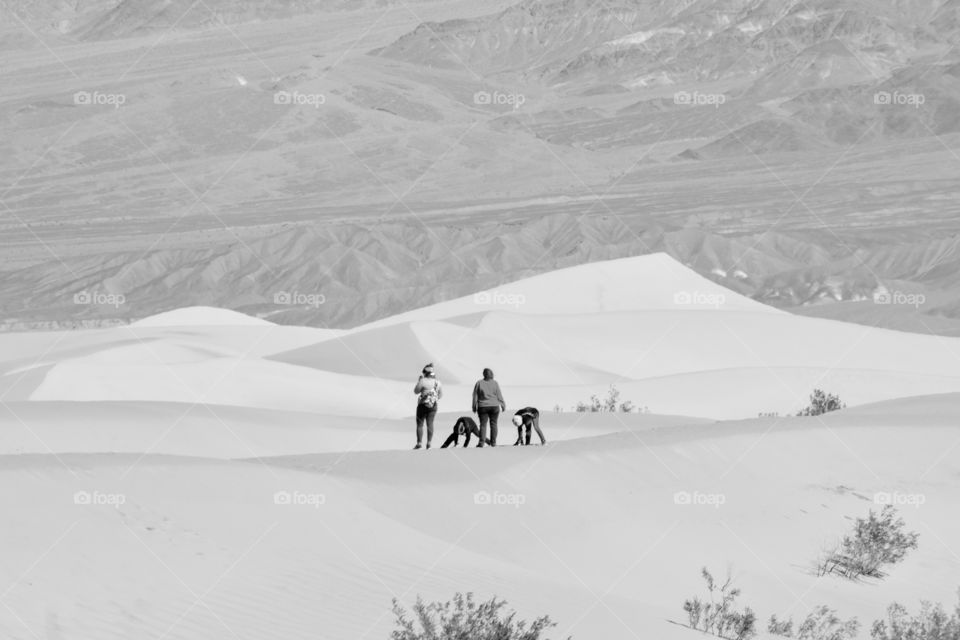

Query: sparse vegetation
left=797, top=389, right=846, bottom=416
left=768, top=606, right=859, bottom=640
left=871, top=592, right=960, bottom=640
left=769, top=615, right=795, bottom=636
left=391, top=592, right=569, bottom=640
left=817, top=506, right=919, bottom=580
left=575, top=385, right=641, bottom=413
left=683, top=567, right=757, bottom=640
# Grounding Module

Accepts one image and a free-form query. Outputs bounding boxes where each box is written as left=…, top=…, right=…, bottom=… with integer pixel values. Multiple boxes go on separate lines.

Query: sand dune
left=11, top=255, right=960, bottom=420
left=1, top=396, right=957, bottom=639
left=270, top=254, right=960, bottom=417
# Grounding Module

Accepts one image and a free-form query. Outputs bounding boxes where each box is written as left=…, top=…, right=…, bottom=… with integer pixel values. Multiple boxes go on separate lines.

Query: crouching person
left=512, top=407, right=546, bottom=446
left=441, top=416, right=491, bottom=448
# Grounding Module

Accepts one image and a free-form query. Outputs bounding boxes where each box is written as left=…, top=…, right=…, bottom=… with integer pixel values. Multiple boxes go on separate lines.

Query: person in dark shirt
left=512, top=406, right=546, bottom=446
left=440, top=416, right=492, bottom=448
left=472, top=368, right=506, bottom=447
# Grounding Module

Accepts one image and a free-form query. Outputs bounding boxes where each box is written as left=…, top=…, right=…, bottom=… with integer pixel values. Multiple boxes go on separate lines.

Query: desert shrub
left=818, top=506, right=919, bottom=579
left=575, top=394, right=603, bottom=413
left=391, top=592, right=569, bottom=640
left=797, top=389, right=845, bottom=416
left=604, top=385, right=622, bottom=411
left=871, top=594, right=960, bottom=640
left=769, top=614, right=795, bottom=636
left=683, top=567, right=757, bottom=640
left=770, top=606, right=858, bottom=640
left=575, top=385, right=639, bottom=413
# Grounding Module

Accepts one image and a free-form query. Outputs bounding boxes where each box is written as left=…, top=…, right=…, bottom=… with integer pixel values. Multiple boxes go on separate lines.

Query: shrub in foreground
left=768, top=606, right=859, bottom=640
left=391, top=592, right=570, bottom=640
left=683, top=567, right=757, bottom=640
left=871, top=593, right=960, bottom=640
left=818, top=506, right=919, bottom=580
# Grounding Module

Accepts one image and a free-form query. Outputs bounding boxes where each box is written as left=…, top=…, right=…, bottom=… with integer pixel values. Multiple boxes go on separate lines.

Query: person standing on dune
left=472, top=368, right=506, bottom=447
left=413, top=363, right=442, bottom=449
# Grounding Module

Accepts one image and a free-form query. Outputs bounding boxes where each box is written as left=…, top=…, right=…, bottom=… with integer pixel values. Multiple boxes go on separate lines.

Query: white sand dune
left=13, top=255, right=960, bottom=419
left=272, top=254, right=960, bottom=418
left=354, top=253, right=780, bottom=332
left=130, top=306, right=275, bottom=327
left=1, top=396, right=958, bottom=639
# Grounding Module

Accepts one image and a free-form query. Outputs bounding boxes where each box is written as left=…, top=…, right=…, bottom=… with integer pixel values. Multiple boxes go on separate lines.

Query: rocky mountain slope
left=2, top=0, right=959, bottom=333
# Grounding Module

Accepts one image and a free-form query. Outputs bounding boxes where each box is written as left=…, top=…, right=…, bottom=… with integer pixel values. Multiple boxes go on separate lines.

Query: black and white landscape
left=2, top=1, right=960, bottom=639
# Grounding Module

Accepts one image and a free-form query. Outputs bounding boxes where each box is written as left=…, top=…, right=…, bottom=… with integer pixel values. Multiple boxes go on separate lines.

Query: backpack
left=419, top=379, right=439, bottom=408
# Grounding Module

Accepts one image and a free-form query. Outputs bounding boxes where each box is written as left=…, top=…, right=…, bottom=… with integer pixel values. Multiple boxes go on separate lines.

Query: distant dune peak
left=132, top=306, right=273, bottom=327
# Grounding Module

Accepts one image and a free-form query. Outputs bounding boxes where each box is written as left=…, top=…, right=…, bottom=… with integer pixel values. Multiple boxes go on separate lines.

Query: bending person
left=512, top=406, right=546, bottom=446
left=440, top=416, right=491, bottom=448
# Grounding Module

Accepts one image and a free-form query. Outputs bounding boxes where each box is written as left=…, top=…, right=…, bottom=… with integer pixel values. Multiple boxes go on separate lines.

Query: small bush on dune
left=817, top=506, right=919, bottom=580
left=797, top=389, right=846, bottom=416
left=871, top=594, right=960, bottom=640
left=768, top=606, right=859, bottom=640
left=391, top=592, right=569, bottom=640
left=769, top=614, right=795, bottom=636
left=575, top=385, right=641, bottom=413
left=683, top=567, right=757, bottom=640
